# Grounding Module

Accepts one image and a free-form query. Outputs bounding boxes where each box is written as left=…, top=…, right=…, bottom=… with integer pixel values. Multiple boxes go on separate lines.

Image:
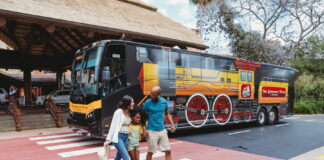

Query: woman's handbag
left=97, top=145, right=111, bottom=160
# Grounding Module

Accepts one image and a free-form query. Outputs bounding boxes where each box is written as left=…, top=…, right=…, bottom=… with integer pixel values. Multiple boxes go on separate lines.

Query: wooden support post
left=56, top=71, right=63, bottom=90
left=23, top=69, right=32, bottom=106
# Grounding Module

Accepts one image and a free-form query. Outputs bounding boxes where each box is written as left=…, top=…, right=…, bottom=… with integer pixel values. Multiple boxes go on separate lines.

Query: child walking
left=128, top=109, right=145, bottom=160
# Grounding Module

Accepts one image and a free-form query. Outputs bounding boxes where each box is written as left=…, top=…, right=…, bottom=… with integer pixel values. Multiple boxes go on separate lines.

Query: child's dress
left=128, top=124, right=144, bottom=151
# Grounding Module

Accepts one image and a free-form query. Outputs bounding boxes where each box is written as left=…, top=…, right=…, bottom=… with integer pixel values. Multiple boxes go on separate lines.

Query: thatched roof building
left=0, top=0, right=207, bottom=52
left=0, top=0, right=207, bottom=106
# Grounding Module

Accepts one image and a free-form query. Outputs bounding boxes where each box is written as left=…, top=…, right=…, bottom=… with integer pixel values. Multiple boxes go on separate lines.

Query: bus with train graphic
left=67, top=40, right=296, bottom=138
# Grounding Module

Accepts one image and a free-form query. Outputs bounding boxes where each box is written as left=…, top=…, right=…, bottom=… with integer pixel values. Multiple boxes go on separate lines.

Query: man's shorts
left=127, top=144, right=140, bottom=151
left=147, top=129, right=171, bottom=153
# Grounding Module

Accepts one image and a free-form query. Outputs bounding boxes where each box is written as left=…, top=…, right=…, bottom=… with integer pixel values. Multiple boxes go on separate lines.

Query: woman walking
left=104, top=95, right=134, bottom=160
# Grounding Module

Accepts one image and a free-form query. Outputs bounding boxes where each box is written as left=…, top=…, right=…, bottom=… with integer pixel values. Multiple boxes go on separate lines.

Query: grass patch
left=294, top=99, right=324, bottom=114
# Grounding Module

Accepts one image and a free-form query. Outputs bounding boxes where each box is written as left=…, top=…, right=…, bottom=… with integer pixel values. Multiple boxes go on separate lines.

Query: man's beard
left=152, top=97, right=159, bottom=102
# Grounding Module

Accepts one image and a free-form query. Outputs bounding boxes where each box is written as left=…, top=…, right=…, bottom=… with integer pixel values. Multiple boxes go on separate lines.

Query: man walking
left=143, top=86, right=176, bottom=160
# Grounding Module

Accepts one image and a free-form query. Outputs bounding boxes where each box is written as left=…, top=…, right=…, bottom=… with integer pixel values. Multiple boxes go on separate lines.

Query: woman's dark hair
left=117, top=95, right=133, bottom=110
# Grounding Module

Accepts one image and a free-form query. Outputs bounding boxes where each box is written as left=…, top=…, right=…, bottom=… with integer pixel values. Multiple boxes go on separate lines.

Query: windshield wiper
left=76, top=51, right=87, bottom=98
left=77, top=72, right=87, bottom=98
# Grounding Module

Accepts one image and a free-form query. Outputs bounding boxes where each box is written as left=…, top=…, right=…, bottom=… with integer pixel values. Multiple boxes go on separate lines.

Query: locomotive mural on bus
left=67, top=40, right=297, bottom=138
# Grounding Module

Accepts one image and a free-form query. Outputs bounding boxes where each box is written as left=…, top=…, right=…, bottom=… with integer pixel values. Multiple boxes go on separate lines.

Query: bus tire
left=267, top=108, right=278, bottom=125
left=257, top=108, right=267, bottom=126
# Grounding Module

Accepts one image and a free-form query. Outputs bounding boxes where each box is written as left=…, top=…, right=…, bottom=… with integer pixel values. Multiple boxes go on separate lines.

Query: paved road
left=172, top=115, right=324, bottom=159
left=0, top=132, right=277, bottom=160
left=0, top=115, right=323, bottom=160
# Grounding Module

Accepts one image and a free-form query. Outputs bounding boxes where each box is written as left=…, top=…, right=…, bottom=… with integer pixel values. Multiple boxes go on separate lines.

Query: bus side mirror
left=102, top=66, right=111, bottom=88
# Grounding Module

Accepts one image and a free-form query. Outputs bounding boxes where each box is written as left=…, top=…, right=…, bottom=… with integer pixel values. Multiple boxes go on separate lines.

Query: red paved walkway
left=0, top=132, right=280, bottom=160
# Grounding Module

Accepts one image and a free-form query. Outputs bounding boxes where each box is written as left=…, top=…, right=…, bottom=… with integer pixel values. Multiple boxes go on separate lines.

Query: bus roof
left=78, top=40, right=298, bottom=72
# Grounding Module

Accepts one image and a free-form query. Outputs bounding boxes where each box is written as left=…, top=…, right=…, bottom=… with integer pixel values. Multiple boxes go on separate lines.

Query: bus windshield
left=71, top=46, right=103, bottom=96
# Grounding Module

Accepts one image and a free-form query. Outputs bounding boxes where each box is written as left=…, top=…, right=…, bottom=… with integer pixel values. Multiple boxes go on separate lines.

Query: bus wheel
left=267, top=108, right=278, bottom=125
left=257, top=108, right=267, bottom=126
left=212, top=94, right=232, bottom=125
left=185, top=93, right=209, bottom=128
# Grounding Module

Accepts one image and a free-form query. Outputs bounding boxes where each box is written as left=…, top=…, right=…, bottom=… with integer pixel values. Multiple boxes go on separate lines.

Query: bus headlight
left=86, top=112, right=94, bottom=119
left=69, top=110, right=73, bottom=116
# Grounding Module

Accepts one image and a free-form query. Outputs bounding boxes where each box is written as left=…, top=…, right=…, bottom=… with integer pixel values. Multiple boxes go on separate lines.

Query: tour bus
left=67, top=40, right=297, bottom=138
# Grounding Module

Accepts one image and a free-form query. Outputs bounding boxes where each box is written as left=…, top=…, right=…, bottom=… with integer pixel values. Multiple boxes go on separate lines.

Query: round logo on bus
left=241, top=84, right=251, bottom=98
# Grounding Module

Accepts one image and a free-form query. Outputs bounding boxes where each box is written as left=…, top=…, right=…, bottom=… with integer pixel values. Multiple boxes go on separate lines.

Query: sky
left=141, top=0, right=198, bottom=29
left=140, top=0, right=233, bottom=55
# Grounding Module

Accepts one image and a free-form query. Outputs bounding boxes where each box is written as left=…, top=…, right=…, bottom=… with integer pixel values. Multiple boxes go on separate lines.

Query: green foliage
left=295, top=74, right=324, bottom=100
left=290, top=36, right=324, bottom=75
left=293, top=36, right=324, bottom=114
left=294, top=99, right=324, bottom=114
left=294, top=99, right=316, bottom=114
left=195, top=1, right=288, bottom=65
left=231, top=31, right=288, bottom=65
left=294, top=73, right=324, bottom=114
left=189, top=0, right=213, bottom=5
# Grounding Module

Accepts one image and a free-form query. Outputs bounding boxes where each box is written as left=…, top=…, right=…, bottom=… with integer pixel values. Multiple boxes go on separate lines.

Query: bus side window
left=169, top=52, right=180, bottom=80
left=241, top=71, right=246, bottom=81
left=148, top=48, right=168, bottom=64
left=136, top=47, right=149, bottom=63
left=105, top=45, right=125, bottom=59
left=214, top=58, right=222, bottom=70
left=170, top=52, right=181, bottom=66
left=188, top=54, right=201, bottom=68
left=104, top=45, right=126, bottom=77
left=247, top=72, right=252, bottom=82
left=181, top=53, right=189, bottom=68
left=202, top=57, right=214, bottom=70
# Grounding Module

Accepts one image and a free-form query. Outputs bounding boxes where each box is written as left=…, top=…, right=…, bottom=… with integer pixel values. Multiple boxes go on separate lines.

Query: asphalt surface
left=170, top=115, right=324, bottom=160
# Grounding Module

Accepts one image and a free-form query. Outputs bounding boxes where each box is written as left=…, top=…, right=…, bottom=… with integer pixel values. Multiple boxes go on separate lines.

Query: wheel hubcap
left=259, top=112, right=265, bottom=124
left=200, top=109, right=206, bottom=115
left=224, top=108, right=229, bottom=114
left=269, top=111, right=275, bottom=122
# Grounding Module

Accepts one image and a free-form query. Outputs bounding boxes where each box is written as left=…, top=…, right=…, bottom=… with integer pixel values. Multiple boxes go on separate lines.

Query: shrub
left=294, top=99, right=316, bottom=114
left=317, top=100, right=324, bottom=113
left=295, top=74, right=324, bottom=100
left=294, top=99, right=324, bottom=114
left=294, top=73, right=324, bottom=114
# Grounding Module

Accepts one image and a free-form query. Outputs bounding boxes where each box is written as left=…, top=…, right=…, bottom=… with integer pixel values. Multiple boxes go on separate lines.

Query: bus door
left=102, top=45, right=126, bottom=95
left=238, top=70, right=254, bottom=100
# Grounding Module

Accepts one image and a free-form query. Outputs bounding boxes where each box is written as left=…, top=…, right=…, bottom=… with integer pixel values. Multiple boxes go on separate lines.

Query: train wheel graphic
left=212, top=94, right=232, bottom=125
left=233, top=111, right=240, bottom=123
left=185, top=93, right=209, bottom=128
left=244, top=111, right=252, bottom=122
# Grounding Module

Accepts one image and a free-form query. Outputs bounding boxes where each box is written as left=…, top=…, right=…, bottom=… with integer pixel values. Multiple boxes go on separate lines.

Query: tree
left=239, top=0, right=288, bottom=40
left=193, top=0, right=288, bottom=64
left=293, top=36, right=324, bottom=113
left=278, top=0, right=324, bottom=48
left=290, top=36, right=324, bottom=75
left=191, top=0, right=323, bottom=64
left=190, top=0, right=213, bottom=5
left=231, top=31, right=289, bottom=65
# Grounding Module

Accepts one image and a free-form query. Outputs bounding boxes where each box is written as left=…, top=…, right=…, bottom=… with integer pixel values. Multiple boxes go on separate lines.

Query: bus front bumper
left=67, top=117, right=102, bottom=138
left=67, top=117, right=91, bottom=136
